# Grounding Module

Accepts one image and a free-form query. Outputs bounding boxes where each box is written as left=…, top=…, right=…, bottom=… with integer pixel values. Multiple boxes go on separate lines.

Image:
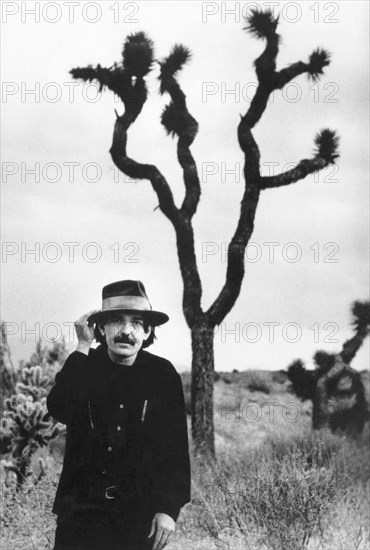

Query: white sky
left=1, top=1, right=369, bottom=371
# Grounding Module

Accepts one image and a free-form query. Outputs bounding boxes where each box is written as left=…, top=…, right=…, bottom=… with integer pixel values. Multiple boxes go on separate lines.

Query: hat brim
left=88, top=309, right=169, bottom=327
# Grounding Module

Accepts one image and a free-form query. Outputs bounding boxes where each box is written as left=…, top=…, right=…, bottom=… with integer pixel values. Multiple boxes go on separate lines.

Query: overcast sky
left=1, top=1, right=369, bottom=371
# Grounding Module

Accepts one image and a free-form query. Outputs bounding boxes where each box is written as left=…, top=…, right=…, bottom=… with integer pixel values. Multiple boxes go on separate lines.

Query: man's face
left=100, top=312, right=151, bottom=362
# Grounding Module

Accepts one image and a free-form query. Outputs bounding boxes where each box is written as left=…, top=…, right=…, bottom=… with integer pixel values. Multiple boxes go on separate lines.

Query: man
left=47, top=280, right=191, bottom=550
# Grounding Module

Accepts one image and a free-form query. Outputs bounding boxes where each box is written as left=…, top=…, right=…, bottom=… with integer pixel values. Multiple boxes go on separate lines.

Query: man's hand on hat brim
left=75, top=310, right=99, bottom=355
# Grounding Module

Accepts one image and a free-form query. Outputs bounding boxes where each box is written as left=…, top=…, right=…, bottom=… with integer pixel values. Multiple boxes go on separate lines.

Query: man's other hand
left=75, top=310, right=99, bottom=355
left=148, top=513, right=175, bottom=550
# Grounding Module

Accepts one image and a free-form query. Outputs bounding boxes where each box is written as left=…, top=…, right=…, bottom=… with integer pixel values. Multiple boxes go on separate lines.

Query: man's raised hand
left=75, top=310, right=99, bottom=355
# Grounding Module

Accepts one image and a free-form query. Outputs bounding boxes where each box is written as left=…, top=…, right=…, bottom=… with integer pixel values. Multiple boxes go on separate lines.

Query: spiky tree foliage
left=308, top=49, right=331, bottom=81
left=314, top=129, right=340, bottom=163
left=70, top=14, right=339, bottom=457
left=351, top=300, right=370, bottom=329
left=244, top=9, right=279, bottom=39
left=122, top=32, right=154, bottom=77
left=0, top=364, right=63, bottom=488
left=159, top=45, right=191, bottom=93
left=70, top=32, right=154, bottom=126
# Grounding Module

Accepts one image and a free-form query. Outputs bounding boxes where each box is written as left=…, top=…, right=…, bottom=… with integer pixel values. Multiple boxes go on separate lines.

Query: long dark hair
left=93, top=321, right=156, bottom=349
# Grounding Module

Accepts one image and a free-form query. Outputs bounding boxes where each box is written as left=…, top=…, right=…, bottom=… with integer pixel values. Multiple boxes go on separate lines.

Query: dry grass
left=186, top=429, right=370, bottom=550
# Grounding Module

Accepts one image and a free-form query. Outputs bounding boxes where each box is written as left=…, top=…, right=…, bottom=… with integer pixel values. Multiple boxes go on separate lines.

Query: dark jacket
left=47, top=345, right=191, bottom=522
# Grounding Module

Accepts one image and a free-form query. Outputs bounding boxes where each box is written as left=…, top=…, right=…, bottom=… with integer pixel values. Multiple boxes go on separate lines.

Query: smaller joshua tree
left=288, top=300, right=370, bottom=437
left=0, top=363, right=63, bottom=488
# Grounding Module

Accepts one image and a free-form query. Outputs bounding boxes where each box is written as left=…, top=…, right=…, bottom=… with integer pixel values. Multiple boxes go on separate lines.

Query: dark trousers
left=53, top=506, right=154, bottom=550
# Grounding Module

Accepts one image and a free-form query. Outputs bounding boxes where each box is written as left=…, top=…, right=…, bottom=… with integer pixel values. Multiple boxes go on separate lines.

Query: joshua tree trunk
left=70, top=12, right=339, bottom=457
left=191, top=323, right=215, bottom=457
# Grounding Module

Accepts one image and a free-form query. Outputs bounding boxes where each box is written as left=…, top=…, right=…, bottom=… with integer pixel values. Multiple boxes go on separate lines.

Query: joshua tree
left=70, top=11, right=339, bottom=456
left=288, top=300, right=370, bottom=436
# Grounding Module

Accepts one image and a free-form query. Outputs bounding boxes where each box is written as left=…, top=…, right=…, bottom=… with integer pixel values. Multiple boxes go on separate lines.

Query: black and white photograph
left=1, top=1, right=369, bottom=549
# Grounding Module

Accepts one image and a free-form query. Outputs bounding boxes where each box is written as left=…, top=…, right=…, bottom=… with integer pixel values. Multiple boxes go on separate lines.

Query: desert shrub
left=213, top=370, right=273, bottom=392
left=221, top=373, right=233, bottom=384
left=248, top=380, right=270, bottom=394
left=245, top=371, right=271, bottom=394
left=271, top=370, right=288, bottom=385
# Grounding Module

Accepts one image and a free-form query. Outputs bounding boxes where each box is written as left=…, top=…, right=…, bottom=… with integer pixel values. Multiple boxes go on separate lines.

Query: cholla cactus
left=0, top=365, right=63, bottom=488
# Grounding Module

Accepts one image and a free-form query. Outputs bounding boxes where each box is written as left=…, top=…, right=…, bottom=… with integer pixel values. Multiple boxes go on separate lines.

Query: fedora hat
left=89, top=280, right=169, bottom=326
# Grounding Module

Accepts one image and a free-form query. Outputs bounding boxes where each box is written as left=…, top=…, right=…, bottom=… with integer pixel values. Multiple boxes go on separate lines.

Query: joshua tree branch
left=157, top=46, right=203, bottom=323
left=340, top=301, right=370, bottom=363
left=260, top=157, right=328, bottom=189
left=274, top=47, right=331, bottom=89
left=110, top=115, right=180, bottom=224
left=206, top=115, right=261, bottom=326
left=273, top=61, right=309, bottom=89
left=340, top=329, right=369, bottom=364
left=159, top=47, right=201, bottom=219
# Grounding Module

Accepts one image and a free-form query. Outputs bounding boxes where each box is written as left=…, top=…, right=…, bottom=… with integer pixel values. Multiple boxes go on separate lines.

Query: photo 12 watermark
left=213, top=400, right=303, bottom=424
left=201, top=80, right=339, bottom=104
left=201, top=161, right=339, bottom=184
left=201, top=2, right=340, bottom=24
left=200, top=241, right=340, bottom=264
left=214, top=320, right=340, bottom=345
left=1, top=2, right=140, bottom=24
left=1, top=161, right=139, bottom=184
left=1, top=241, right=140, bottom=264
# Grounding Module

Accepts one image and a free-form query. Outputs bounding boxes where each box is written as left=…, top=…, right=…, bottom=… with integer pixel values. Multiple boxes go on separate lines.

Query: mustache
left=113, top=334, right=136, bottom=344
